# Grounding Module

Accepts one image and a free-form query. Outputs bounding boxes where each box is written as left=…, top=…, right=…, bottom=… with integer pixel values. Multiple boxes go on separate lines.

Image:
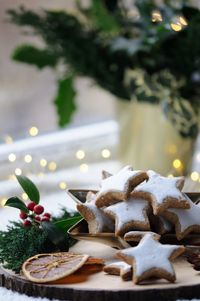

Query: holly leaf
left=54, top=75, right=76, bottom=127
left=16, top=175, right=40, bottom=204
left=42, top=221, right=69, bottom=251
left=5, top=197, right=29, bottom=213
left=12, top=44, right=58, bottom=69
left=53, top=215, right=82, bottom=231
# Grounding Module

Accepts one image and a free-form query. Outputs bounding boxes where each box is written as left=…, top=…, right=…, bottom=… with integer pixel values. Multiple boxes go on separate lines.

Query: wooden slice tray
left=1, top=240, right=200, bottom=301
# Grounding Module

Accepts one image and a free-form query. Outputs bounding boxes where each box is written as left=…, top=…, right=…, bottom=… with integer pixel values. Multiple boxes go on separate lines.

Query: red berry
left=33, top=205, right=44, bottom=215
left=43, top=213, right=51, bottom=219
left=19, top=211, right=27, bottom=220
left=27, top=201, right=37, bottom=211
left=23, top=220, right=32, bottom=227
left=41, top=216, right=50, bottom=222
left=35, top=215, right=41, bottom=222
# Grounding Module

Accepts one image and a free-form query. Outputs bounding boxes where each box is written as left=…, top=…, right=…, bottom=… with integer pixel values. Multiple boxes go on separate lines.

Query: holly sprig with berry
left=6, top=176, right=52, bottom=227
left=0, top=176, right=81, bottom=273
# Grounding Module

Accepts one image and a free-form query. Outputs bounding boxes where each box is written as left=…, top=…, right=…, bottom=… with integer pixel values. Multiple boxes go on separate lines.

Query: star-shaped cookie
left=124, top=230, right=160, bottom=242
left=162, top=194, right=200, bottom=240
left=132, top=171, right=190, bottom=215
left=76, top=191, right=114, bottom=234
left=117, top=233, right=185, bottom=284
left=103, top=261, right=132, bottom=281
left=95, top=166, right=148, bottom=208
left=104, top=195, right=150, bottom=236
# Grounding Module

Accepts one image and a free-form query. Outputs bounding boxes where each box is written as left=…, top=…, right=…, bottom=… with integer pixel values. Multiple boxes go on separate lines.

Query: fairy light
left=59, top=182, right=67, bottom=190
left=15, top=168, right=22, bottom=176
left=0, top=198, right=7, bottom=207
left=152, top=10, right=163, bottom=22
left=29, top=126, right=39, bottom=137
left=191, top=171, right=199, bottom=182
left=48, top=161, right=57, bottom=171
left=40, top=159, right=47, bottom=167
left=179, top=16, right=188, bottom=26
left=24, top=154, right=32, bottom=163
left=171, top=23, right=182, bottom=32
left=22, top=193, right=28, bottom=201
left=5, top=135, right=13, bottom=144
left=173, top=159, right=182, bottom=169
left=80, top=163, right=89, bottom=173
left=168, top=174, right=174, bottom=178
left=8, top=174, right=16, bottom=180
left=101, top=149, right=111, bottom=159
left=8, top=153, right=16, bottom=162
left=37, top=172, right=44, bottom=178
left=76, top=150, right=85, bottom=160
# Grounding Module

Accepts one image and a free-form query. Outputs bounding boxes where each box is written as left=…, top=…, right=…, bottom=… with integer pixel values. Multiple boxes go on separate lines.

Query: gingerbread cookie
left=104, top=196, right=150, bottom=237
left=103, top=261, right=132, bottom=281
left=117, top=233, right=185, bottom=284
left=124, top=231, right=160, bottom=242
left=76, top=191, right=114, bottom=234
left=95, top=166, right=148, bottom=208
left=132, top=171, right=189, bottom=215
left=162, top=194, right=200, bottom=240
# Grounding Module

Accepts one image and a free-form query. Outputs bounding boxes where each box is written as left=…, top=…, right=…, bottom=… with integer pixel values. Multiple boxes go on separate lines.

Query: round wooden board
left=1, top=241, right=200, bottom=301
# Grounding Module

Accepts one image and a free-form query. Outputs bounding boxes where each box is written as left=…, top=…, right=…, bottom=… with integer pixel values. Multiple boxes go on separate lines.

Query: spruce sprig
left=0, top=222, right=57, bottom=273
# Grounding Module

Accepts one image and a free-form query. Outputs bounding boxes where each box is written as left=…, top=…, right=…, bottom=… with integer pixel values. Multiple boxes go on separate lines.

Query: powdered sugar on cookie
left=103, top=261, right=132, bottom=281
left=104, top=196, right=150, bottom=236
left=104, top=261, right=131, bottom=274
left=132, top=172, right=189, bottom=214
left=95, top=166, right=148, bottom=208
left=76, top=192, right=114, bottom=234
left=117, top=233, right=185, bottom=284
left=163, top=194, right=200, bottom=240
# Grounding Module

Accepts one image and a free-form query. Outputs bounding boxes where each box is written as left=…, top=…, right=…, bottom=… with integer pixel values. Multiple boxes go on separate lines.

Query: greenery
left=0, top=176, right=81, bottom=273
left=7, top=0, right=200, bottom=138
left=0, top=222, right=58, bottom=273
left=0, top=209, right=80, bottom=274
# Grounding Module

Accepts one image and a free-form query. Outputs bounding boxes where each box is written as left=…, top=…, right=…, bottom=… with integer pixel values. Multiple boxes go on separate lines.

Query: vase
left=116, top=100, right=195, bottom=175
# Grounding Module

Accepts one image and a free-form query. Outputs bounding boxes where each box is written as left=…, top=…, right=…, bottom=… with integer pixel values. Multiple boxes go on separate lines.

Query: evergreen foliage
left=0, top=222, right=58, bottom=273
left=7, top=0, right=200, bottom=137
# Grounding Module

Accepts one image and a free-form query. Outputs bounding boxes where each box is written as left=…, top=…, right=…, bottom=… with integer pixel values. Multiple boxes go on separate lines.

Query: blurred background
left=1, top=0, right=200, bottom=207
left=0, top=0, right=115, bottom=141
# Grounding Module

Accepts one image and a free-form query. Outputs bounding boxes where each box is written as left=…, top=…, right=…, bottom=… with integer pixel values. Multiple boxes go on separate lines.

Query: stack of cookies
left=76, top=166, right=199, bottom=240
left=75, top=166, right=200, bottom=284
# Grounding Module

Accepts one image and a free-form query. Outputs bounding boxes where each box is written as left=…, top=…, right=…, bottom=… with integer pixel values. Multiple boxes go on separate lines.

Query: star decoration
left=95, top=166, right=148, bottom=208
left=132, top=171, right=190, bottom=215
left=117, top=233, right=185, bottom=284
left=162, top=194, right=200, bottom=240
left=76, top=191, right=114, bottom=234
left=104, top=195, right=150, bottom=236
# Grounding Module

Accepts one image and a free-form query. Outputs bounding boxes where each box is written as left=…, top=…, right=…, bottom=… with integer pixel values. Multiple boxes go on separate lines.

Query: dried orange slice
left=22, top=252, right=89, bottom=283
left=85, top=257, right=105, bottom=265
